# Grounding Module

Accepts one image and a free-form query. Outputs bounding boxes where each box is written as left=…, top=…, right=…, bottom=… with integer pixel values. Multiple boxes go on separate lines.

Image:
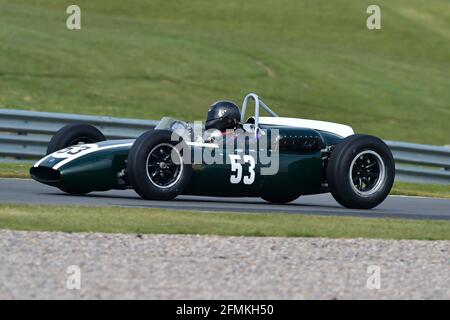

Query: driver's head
left=205, top=100, right=241, bottom=131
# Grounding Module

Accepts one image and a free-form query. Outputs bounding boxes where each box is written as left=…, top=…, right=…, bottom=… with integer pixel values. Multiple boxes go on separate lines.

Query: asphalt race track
left=1, top=179, right=449, bottom=220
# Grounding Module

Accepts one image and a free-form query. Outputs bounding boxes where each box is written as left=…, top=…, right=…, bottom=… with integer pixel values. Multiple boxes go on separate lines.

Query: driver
left=204, top=100, right=242, bottom=142
left=205, top=100, right=241, bottom=131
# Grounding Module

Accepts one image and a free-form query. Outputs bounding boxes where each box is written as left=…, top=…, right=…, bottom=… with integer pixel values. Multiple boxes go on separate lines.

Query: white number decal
left=229, top=154, right=256, bottom=185
left=229, top=154, right=242, bottom=184
left=52, top=145, right=93, bottom=158
left=243, top=155, right=256, bottom=185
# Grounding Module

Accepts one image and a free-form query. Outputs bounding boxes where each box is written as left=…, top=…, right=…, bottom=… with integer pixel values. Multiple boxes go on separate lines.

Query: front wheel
left=327, top=134, right=395, bottom=209
left=127, top=130, right=192, bottom=200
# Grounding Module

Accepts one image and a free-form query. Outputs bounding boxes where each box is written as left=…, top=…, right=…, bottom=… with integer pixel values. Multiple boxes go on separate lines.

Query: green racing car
left=30, top=93, right=395, bottom=209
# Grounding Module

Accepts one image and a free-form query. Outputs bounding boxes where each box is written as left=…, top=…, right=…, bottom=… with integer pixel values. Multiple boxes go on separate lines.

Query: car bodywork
left=30, top=94, right=354, bottom=198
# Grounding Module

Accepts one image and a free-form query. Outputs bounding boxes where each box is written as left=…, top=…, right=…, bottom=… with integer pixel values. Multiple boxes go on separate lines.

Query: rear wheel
left=46, top=123, right=106, bottom=155
left=327, top=134, right=395, bottom=209
left=127, top=130, right=192, bottom=200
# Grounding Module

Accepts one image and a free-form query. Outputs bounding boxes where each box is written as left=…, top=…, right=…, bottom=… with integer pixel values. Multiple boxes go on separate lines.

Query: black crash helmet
left=205, top=100, right=241, bottom=131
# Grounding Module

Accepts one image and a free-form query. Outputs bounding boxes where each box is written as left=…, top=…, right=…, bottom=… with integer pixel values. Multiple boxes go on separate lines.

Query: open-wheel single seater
left=31, top=93, right=395, bottom=209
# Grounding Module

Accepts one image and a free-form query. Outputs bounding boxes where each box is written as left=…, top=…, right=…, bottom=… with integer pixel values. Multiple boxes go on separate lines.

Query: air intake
left=30, top=167, right=61, bottom=183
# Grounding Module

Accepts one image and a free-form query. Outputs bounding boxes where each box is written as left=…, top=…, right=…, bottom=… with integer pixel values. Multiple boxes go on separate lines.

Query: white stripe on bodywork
left=257, top=117, right=354, bottom=138
left=35, top=141, right=216, bottom=171
left=33, top=153, right=56, bottom=168
left=33, top=143, right=133, bottom=170
left=53, top=143, right=133, bottom=170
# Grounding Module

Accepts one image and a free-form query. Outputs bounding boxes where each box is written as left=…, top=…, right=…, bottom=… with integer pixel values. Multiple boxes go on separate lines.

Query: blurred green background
left=0, top=0, right=449, bottom=144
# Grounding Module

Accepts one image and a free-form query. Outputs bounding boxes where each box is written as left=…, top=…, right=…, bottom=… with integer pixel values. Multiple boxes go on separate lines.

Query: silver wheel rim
left=349, top=150, right=386, bottom=197
left=146, top=143, right=183, bottom=189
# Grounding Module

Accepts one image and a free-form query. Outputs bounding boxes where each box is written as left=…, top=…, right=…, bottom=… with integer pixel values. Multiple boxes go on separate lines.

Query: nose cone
left=30, top=166, right=61, bottom=184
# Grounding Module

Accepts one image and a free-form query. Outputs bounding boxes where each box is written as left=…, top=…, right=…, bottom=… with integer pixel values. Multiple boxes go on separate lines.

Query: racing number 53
left=229, top=154, right=255, bottom=185
left=54, top=145, right=92, bottom=157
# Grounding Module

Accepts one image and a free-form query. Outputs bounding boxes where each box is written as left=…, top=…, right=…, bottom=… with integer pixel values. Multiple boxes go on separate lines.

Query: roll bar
left=240, top=93, right=278, bottom=135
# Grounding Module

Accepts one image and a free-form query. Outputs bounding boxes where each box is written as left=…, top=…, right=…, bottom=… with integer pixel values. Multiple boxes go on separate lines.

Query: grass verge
left=0, top=162, right=31, bottom=178
left=391, top=182, right=450, bottom=199
left=0, top=204, right=449, bottom=240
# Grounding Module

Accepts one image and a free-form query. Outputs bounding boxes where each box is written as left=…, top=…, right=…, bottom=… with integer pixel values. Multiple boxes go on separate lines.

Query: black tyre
left=127, top=130, right=192, bottom=200
left=327, top=134, right=395, bottom=209
left=261, top=193, right=299, bottom=204
left=46, top=123, right=106, bottom=155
